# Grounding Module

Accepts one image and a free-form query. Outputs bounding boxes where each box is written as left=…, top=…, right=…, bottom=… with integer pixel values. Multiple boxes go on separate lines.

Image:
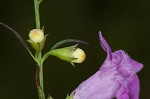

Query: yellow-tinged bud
left=29, top=29, right=44, bottom=43
left=72, top=48, right=86, bottom=63
left=44, top=45, right=86, bottom=65
left=28, top=29, right=47, bottom=51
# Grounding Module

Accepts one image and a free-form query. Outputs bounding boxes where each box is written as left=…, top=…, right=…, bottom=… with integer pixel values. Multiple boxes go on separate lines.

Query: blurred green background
left=0, top=0, right=149, bottom=99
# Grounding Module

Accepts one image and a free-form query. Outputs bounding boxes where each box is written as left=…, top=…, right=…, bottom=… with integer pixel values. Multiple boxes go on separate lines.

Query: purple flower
left=72, top=32, right=143, bottom=99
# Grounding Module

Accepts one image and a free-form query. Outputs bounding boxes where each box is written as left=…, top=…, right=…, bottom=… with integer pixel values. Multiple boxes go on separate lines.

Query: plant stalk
left=37, top=51, right=45, bottom=99
left=34, top=0, right=45, bottom=99
left=34, top=0, right=41, bottom=29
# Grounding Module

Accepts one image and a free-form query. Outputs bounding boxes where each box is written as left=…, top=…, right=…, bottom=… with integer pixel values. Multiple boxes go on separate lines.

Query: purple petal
left=99, top=32, right=112, bottom=60
left=72, top=32, right=143, bottom=99
left=98, top=32, right=112, bottom=53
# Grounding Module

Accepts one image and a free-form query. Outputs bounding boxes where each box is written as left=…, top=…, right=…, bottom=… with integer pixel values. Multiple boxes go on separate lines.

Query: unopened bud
left=29, top=29, right=44, bottom=43
left=28, top=29, right=47, bottom=51
left=45, top=45, right=86, bottom=65
left=72, top=48, right=86, bottom=63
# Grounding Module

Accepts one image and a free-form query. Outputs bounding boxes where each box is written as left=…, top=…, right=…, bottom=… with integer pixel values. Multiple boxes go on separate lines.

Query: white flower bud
left=72, top=48, right=86, bottom=63
left=29, top=29, right=44, bottom=43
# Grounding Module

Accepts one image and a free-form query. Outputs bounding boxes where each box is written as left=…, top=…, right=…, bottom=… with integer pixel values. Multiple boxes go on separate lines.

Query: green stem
left=33, top=0, right=45, bottom=99
left=34, top=0, right=41, bottom=29
left=37, top=51, right=45, bottom=99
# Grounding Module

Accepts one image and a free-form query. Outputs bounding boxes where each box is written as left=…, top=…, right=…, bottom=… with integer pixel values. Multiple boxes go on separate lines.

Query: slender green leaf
left=0, top=22, right=35, bottom=60
left=50, top=39, right=89, bottom=51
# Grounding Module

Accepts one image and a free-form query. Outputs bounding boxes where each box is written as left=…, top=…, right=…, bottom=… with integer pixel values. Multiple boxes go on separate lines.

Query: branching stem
left=34, top=0, right=45, bottom=99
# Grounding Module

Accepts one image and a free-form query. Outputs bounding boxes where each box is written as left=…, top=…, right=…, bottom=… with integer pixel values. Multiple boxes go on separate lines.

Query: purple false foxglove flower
left=72, top=32, right=143, bottom=99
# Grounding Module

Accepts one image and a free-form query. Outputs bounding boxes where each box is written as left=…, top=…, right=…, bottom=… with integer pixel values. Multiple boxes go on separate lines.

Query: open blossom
left=72, top=32, right=143, bottom=99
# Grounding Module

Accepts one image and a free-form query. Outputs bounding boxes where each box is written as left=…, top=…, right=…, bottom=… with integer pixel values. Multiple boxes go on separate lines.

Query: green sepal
left=39, top=34, right=48, bottom=50
left=42, top=44, right=78, bottom=64
left=38, top=0, right=44, bottom=4
left=27, top=34, right=48, bottom=52
left=27, top=39, right=40, bottom=51
left=66, top=94, right=74, bottom=99
left=47, top=95, right=53, bottom=99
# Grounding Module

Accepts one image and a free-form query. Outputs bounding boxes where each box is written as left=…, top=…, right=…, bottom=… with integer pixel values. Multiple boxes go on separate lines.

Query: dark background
left=0, top=0, right=149, bottom=99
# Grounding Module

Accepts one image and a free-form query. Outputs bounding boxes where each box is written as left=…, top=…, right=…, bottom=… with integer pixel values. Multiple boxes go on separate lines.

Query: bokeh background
left=0, top=0, right=149, bottom=99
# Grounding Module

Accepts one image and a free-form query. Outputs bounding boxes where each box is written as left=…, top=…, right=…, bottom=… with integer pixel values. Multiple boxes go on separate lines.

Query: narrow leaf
left=50, top=39, right=89, bottom=51
left=0, top=22, right=35, bottom=60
